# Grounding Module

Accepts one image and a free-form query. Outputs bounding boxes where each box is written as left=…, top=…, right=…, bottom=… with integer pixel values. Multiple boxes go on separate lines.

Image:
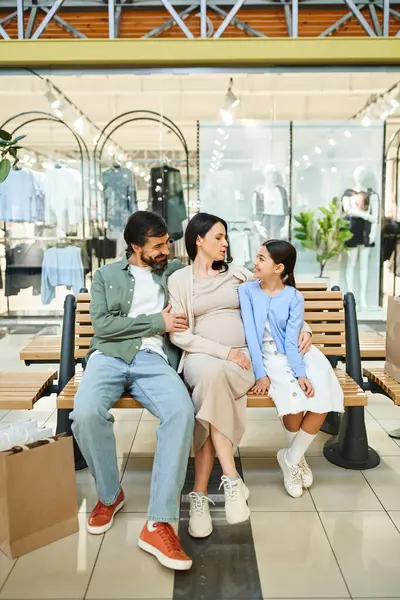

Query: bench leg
left=320, top=412, right=341, bottom=436
left=56, top=408, right=87, bottom=471
left=324, top=406, right=380, bottom=469
left=58, top=294, right=87, bottom=471
left=324, top=293, right=380, bottom=470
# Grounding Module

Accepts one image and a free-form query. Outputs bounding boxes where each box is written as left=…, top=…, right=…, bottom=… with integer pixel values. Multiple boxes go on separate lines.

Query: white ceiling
left=0, top=70, right=399, bottom=158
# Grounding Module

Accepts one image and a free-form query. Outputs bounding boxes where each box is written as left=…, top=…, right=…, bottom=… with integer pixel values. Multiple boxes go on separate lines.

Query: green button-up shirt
left=87, top=255, right=186, bottom=369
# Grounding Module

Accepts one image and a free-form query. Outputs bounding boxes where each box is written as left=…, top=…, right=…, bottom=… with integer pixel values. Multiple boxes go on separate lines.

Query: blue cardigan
left=238, top=281, right=307, bottom=381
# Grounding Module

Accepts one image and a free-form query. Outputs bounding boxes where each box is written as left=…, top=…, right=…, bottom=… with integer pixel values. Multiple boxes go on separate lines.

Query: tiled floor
left=1, top=331, right=400, bottom=599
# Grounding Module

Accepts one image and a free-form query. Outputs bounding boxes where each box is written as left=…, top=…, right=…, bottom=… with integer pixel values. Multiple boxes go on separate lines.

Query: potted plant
left=0, top=128, right=26, bottom=183
left=293, top=197, right=353, bottom=279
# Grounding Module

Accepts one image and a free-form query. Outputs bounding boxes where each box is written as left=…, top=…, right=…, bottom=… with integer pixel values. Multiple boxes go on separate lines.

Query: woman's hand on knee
left=251, top=376, right=270, bottom=395
left=228, top=348, right=252, bottom=370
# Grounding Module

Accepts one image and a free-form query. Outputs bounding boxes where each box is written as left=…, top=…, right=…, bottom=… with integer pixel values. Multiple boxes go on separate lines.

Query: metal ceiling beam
left=383, top=0, right=390, bottom=35
left=292, top=0, right=298, bottom=36
left=210, top=5, right=266, bottom=36
left=369, top=3, right=382, bottom=34
left=342, top=0, right=376, bottom=35
left=25, top=5, right=38, bottom=38
left=31, top=0, right=65, bottom=39
left=17, top=0, right=24, bottom=39
left=0, top=10, right=18, bottom=25
left=159, top=0, right=194, bottom=37
left=200, top=0, right=207, bottom=36
left=214, top=0, right=247, bottom=37
left=115, top=2, right=122, bottom=38
left=108, top=0, right=115, bottom=38
left=142, top=4, right=197, bottom=38
left=0, top=23, right=11, bottom=39
left=319, top=4, right=366, bottom=36
left=280, top=0, right=292, bottom=36
left=40, top=7, right=87, bottom=38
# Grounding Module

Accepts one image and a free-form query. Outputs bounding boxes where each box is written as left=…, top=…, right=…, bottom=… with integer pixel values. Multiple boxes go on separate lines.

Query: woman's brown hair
left=263, top=239, right=297, bottom=288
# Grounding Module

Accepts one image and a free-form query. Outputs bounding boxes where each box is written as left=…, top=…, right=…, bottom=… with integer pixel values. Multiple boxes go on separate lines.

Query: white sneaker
left=277, top=449, right=303, bottom=498
left=188, top=492, right=214, bottom=538
left=219, top=475, right=250, bottom=525
left=299, top=456, right=313, bottom=488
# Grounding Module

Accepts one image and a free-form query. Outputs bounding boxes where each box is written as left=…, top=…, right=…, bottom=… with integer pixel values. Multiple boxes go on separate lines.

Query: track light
left=220, top=78, right=240, bottom=125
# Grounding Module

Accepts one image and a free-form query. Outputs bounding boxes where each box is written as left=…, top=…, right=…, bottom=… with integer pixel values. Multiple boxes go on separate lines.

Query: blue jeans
left=70, top=350, right=194, bottom=522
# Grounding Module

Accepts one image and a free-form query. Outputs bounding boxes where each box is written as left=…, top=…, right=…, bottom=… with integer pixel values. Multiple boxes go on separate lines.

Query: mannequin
left=342, top=167, right=379, bottom=310
left=253, top=165, right=289, bottom=239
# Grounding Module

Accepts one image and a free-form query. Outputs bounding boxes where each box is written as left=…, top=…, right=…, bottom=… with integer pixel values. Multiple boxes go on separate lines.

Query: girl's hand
left=298, top=331, right=312, bottom=356
left=251, top=376, right=270, bottom=395
left=298, top=376, right=314, bottom=398
left=228, top=348, right=252, bottom=370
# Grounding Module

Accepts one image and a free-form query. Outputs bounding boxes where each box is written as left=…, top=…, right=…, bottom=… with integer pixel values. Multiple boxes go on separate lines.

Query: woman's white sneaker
left=299, top=456, right=313, bottom=488
left=277, top=449, right=303, bottom=498
left=219, top=475, right=250, bottom=525
left=188, top=492, right=213, bottom=538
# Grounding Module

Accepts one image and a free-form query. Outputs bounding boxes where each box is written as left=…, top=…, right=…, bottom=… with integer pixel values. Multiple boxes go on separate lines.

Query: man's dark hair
left=124, top=211, right=168, bottom=256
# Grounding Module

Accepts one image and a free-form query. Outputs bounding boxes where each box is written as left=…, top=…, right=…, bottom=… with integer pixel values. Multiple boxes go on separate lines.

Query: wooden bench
left=363, top=367, right=400, bottom=440
left=55, top=289, right=377, bottom=470
left=359, top=332, right=386, bottom=360
left=20, top=336, right=62, bottom=365
left=0, top=370, right=58, bottom=410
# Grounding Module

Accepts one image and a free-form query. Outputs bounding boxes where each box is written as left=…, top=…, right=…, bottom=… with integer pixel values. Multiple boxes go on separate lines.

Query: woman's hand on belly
left=228, top=348, right=252, bottom=370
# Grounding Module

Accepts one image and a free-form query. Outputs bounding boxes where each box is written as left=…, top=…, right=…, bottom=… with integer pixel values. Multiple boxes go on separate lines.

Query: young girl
left=239, top=240, right=344, bottom=498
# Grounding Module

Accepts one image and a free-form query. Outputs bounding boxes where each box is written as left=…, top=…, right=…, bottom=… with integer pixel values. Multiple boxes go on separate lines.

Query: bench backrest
left=74, top=287, right=345, bottom=360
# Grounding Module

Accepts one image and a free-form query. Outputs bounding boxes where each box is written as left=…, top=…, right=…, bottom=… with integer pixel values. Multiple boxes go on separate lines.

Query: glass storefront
left=0, top=69, right=399, bottom=320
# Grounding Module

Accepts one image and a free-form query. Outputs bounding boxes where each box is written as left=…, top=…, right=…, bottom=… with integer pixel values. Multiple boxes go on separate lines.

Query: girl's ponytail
left=285, top=271, right=296, bottom=288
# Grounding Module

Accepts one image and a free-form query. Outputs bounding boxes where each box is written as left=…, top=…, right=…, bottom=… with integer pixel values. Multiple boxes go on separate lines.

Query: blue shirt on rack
left=238, top=281, right=307, bottom=380
left=41, top=245, right=84, bottom=305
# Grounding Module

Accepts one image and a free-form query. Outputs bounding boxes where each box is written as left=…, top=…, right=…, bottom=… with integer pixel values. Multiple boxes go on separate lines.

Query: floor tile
left=365, top=419, right=400, bottom=456
left=130, top=420, right=158, bottom=457
left=114, top=420, right=140, bottom=458
left=362, top=456, right=400, bottom=511
left=0, top=410, right=10, bottom=421
left=251, top=512, right=349, bottom=598
left=239, top=420, right=330, bottom=458
left=307, top=457, right=383, bottom=512
left=120, top=458, right=154, bottom=513
left=246, top=407, right=279, bottom=421
left=320, top=511, right=400, bottom=598
left=366, top=392, right=400, bottom=420
left=242, top=458, right=315, bottom=512
left=76, top=458, right=127, bottom=513
left=374, top=418, right=400, bottom=436
left=0, top=551, right=15, bottom=591
left=141, top=409, right=159, bottom=422
left=0, top=514, right=102, bottom=599
left=389, top=511, right=400, bottom=534
left=86, top=514, right=174, bottom=599
left=1, top=410, right=55, bottom=426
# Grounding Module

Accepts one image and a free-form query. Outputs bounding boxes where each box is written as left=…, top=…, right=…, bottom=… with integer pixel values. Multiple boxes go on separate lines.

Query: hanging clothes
left=0, top=169, right=39, bottom=222
left=43, top=167, right=82, bottom=232
left=41, top=245, right=84, bottom=305
left=150, top=165, right=187, bottom=241
left=5, top=241, right=43, bottom=297
left=102, top=166, right=137, bottom=237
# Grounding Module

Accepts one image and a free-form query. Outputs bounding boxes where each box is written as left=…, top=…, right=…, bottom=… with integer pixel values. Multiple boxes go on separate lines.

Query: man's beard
left=141, top=252, right=168, bottom=271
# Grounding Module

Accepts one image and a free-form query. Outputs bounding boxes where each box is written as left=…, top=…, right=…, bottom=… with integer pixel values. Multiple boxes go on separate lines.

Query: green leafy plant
left=293, top=197, right=353, bottom=278
left=0, top=129, right=26, bottom=183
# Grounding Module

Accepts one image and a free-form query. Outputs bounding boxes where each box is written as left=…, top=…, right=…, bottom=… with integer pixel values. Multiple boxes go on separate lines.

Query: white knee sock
left=283, top=424, right=299, bottom=447
left=286, top=429, right=316, bottom=466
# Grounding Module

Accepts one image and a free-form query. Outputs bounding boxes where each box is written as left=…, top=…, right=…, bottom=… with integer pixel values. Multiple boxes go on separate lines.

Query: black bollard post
left=323, top=292, right=380, bottom=469
left=56, top=294, right=87, bottom=471
left=320, top=285, right=342, bottom=436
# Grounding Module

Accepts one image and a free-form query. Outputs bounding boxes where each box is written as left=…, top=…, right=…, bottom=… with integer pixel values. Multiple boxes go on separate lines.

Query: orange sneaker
left=138, top=522, right=192, bottom=571
left=87, top=489, right=125, bottom=535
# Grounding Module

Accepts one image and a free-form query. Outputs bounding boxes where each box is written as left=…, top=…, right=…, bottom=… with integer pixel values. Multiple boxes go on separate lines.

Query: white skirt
left=263, top=343, right=344, bottom=417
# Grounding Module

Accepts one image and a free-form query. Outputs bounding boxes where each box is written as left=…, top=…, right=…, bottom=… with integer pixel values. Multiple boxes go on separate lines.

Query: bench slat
left=0, top=370, right=58, bottom=410
left=364, top=368, right=400, bottom=405
left=57, top=369, right=366, bottom=410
